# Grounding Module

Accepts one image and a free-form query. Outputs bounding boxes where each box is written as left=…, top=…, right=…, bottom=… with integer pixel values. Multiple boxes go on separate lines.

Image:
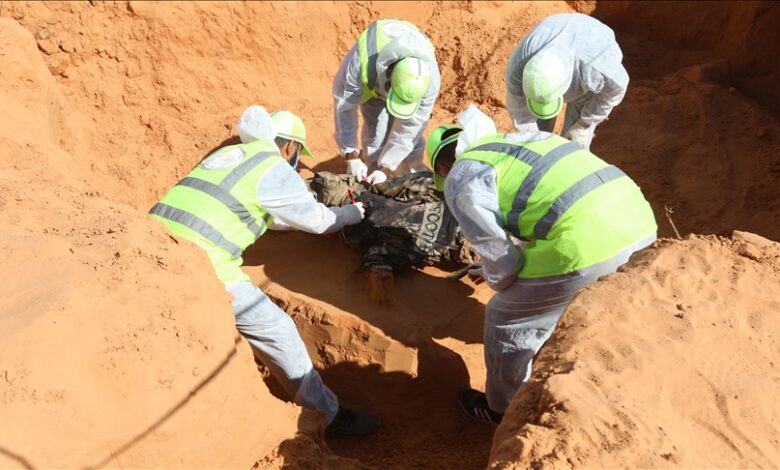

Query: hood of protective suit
left=236, top=105, right=277, bottom=144
left=454, top=104, right=497, bottom=157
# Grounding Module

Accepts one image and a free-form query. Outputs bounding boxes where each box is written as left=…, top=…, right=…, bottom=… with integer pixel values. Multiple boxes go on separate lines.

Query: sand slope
left=491, top=232, right=780, bottom=468
left=0, top=17, right=299, bottom=469
left=1, top=1, right=780, bottom=468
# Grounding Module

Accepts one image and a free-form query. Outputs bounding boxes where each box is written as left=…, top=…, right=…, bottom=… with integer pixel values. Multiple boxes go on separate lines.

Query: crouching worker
left=149, top=105, right=380, bottom=437
left=427, top=105, right=657, bottom=425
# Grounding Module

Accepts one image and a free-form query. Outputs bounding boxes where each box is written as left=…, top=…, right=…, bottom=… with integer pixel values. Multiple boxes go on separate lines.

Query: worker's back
left=150, top=139, right=285, bottom=283
left=456, top=133, right=656, bottom=278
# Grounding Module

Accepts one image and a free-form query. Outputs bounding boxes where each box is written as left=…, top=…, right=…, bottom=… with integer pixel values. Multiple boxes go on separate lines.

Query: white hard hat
left=522, top=48, right=573, bottom=119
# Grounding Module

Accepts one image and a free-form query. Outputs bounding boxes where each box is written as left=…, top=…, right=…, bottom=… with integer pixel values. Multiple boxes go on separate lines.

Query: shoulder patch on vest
left=382, top=22, right=414, bottom=38
left=201, top=147, right=246, bottom=170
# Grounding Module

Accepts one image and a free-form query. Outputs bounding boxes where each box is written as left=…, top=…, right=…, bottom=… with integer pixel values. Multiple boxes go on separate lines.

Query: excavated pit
left=2, top=1, right=780, bottom=469
left=242, top=231, right=495, bottom=468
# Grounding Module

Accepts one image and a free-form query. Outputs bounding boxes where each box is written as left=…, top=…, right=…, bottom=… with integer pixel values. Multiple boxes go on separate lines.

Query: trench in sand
left=240, top=230, right=497, bottom=468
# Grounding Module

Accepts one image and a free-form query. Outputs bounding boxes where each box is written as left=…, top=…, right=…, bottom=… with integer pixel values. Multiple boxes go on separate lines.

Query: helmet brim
left=429, top=132, right=461, bottom=192
left=526, top=96, right=563, bottom=120
left=387, top=88, right=421, bottom=119
left=276, top=131, right=313, bottom=157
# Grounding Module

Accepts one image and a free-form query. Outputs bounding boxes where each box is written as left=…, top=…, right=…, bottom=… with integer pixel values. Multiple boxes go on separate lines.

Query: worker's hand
left=342, top=202, right=365, bottom=225
left=564, top=122, right=595, bottom=150
left=346, top=158, right=369, bottom=181
left=467, top=263, right=485, bottom=285
left=366, top=170, right=388, bottom=185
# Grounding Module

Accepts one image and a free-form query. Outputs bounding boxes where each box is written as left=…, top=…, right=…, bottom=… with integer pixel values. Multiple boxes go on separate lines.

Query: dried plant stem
left=664, top=205, right=682, bottom=240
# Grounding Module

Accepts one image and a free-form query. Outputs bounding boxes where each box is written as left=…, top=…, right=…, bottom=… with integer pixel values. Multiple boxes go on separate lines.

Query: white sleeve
left=376, top=60, right=440, bottom=172
left=579, top=64, right=629, bottom=127
left=257, top=163, right=354, bottom=234
left=505, top=46, right=540, bottom=133
left=445, top=161, right=522, bottom=292
left=332, top=45, right=363, bottom=156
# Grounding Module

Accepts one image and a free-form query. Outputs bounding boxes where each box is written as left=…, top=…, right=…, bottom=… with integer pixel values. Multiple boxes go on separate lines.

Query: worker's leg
left=391, top=127, right=428, bottom=176
left=483, top=292, right=567, bottom=414
left=226, top=280, right=339, bottom=423
left=360, top=98, right=391, bottom=168
left=562, top=97, right=588, bottom=134
left=483, top=233, right=656, bottom=413
left=537, top=117, right=556, bottom=132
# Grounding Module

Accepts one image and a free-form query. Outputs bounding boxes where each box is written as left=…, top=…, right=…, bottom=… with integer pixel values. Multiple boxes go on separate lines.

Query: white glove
left=341, top=202, right=365, bottom=225
left=366, top=170, right=388, bottom=185
left=564, top=122, right=595, bottom=150
left=346, top=159, right=368, bottom=181
left=467, top=263, right=485, bottom=285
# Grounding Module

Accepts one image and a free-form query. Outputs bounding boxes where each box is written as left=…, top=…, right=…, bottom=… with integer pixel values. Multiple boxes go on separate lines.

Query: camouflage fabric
left=307, top=171, right=477, bottom=275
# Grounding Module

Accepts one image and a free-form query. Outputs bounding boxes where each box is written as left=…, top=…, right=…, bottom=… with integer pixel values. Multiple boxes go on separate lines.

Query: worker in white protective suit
left=150, top=105, right=380, bottom=437
left=506, top=13, right=629, bottom=150
left=333, top=19, right=441, bottom=184
left=427, top=105, right=656, bottom=425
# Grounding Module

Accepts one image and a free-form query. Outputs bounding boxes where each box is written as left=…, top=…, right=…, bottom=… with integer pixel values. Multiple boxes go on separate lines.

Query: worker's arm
left=578, top=64, right=629, bottom=127
left=375, top=63, right=441, bottom=172
left=333, top=45, right=363, bottom=157
left=258, top=163, right=362, bottom=234
left=445, top=160, right=522, bottom=292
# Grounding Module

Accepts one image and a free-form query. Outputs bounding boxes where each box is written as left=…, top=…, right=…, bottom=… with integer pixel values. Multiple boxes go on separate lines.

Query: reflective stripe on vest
left=358, top=19, right=430, bottom=101
left=149, top=203, right=243, bottom=257
left=365, top=22, right=379, bottom=91
left=150, top=149, right=277, bottom=255
left=534, top=165, right=627, bottom=239
left=466, top=140, right=585, bottom=239
left=220, top=151, right=277, bottom=189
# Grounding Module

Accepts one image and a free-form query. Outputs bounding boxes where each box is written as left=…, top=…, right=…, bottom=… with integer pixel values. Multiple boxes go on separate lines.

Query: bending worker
left=427, top=105, right=656, bottom=424
left=149, top=105, right=380, bottom=437
left=333, top=18, right=440, bottom=184
left=506, top=13, right=629, bottom=150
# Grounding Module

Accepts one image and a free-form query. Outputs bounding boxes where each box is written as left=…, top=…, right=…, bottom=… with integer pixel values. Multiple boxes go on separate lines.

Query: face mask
left=289, top=143, right=301, bottom=170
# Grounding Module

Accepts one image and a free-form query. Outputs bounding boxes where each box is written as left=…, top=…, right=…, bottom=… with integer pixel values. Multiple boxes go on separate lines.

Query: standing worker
left=506, top=13, right=629, bottom=150
left=427, top=106, right=656, bottom=424
left=333, top=19, right=440, bottom=184
left=149, top=105, right=380, bottom=437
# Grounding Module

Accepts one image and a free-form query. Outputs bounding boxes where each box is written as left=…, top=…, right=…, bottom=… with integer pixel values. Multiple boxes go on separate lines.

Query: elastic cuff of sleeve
left=342, top=148, right=360, bottom=158
left=377, top=160, right=398, bottom=173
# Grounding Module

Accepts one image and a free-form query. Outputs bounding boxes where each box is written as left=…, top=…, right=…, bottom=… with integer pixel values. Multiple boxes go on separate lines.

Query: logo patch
left=382, top=22, right=413, bottom=38
left=201, top=147, right=245, bottom=170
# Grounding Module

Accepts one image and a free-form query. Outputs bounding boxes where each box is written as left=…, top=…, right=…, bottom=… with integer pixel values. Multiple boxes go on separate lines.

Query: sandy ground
left=1, top=1, right=779, bottom=469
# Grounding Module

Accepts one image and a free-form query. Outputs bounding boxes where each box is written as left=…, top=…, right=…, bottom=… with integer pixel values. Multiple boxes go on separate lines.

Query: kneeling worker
left=427, top=109, right=656, bottom=424
left=150, top=105, right=380, bottom=437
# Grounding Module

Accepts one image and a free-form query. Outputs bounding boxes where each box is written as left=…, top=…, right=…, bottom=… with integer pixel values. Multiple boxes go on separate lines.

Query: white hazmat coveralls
left=333, top=25, right=441, bottom=176
left=221, top=110, right=363, bottom=424
left=444, top=106, right=653, bottom=413
left=506, top=13, right=629, bottom=149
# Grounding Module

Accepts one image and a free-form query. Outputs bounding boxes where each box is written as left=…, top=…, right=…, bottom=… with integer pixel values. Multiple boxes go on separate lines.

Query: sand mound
left=490, top=232, right=780, bottom=468
left=0, top=17, right=298, bottom=469
left=2, top=1, right=780, bottom=468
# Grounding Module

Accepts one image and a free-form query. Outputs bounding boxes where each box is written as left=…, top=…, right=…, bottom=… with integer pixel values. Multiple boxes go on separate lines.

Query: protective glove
left=467, top=263, right=485, bottom=285
left=564, top=122, right=595, bottom=150
left=341, top=202, right=365, bottom=225
left=346, top=158, right=368, bottom=181
left=366, top=170, right=388, bottom=185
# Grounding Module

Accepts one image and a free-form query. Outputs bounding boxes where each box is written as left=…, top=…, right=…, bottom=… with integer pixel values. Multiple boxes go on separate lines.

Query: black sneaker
left=325, top=407, right=381, bottom=438
left=457, top=388, right=503, bottom=426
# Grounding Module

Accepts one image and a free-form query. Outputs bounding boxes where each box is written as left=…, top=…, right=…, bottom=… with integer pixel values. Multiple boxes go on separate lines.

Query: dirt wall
left=595, top=1, right=780, bottom=115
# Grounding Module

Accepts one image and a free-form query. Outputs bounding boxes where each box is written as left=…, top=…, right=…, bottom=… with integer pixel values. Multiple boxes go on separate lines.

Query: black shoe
left=457, top=388, right=503, bottom=426
left=325, top=407, right=381, bottom=438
